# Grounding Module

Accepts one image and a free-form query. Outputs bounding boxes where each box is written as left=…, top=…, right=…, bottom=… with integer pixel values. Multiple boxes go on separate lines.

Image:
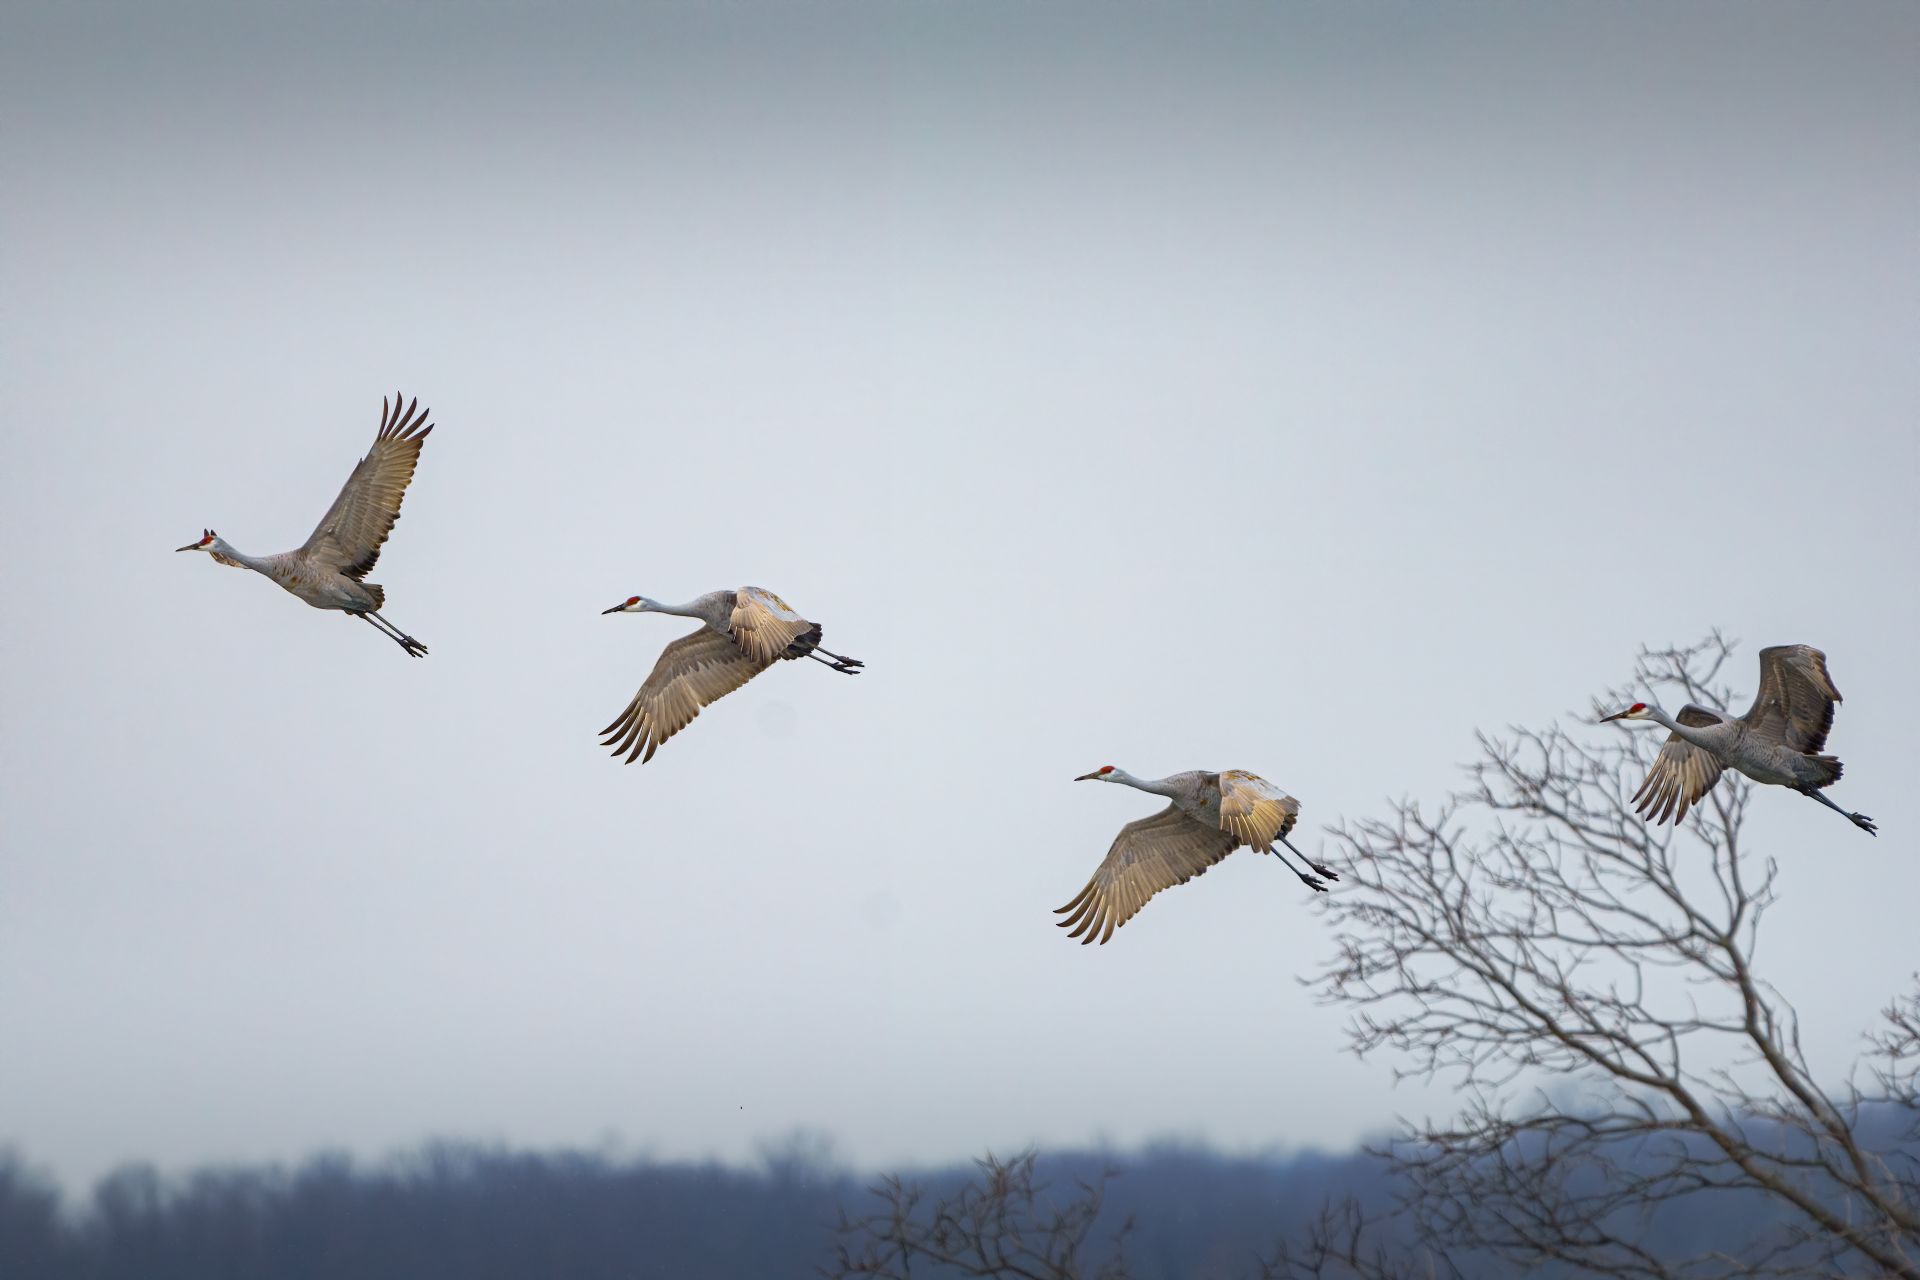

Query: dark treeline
left=0, top=1142, right=1369, bottom=1280
left=2, top=1112, right=1912, bottom=1279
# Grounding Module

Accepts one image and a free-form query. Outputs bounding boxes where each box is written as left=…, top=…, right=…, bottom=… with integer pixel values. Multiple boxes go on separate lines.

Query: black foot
left=1298, top=873, right=1329, bottom=893
left=1310, top=862, right=1340, bottom=881
left=1851, top=813, right=1878, bottom=836
left=399, top=636, right=428, bottom=658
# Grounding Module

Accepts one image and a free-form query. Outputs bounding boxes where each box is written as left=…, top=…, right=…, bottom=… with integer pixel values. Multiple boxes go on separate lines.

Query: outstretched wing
left=1744, top=644, right=1842, bottom=754
left=302, top=393, right=434, bottom=580
left=600, top=629, right=773, bottom=764
left=1631, top=704, right=1727, bottom=826
left=1217, top=770, right=1301, bottom=852
left=729, top=587, right=817, bottom=664
left=1054, top=805, right=1240, bottom=945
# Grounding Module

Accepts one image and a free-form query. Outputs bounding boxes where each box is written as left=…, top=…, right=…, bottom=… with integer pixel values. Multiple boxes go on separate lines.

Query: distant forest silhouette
left=5, top=1111, right=1912, bottom=1279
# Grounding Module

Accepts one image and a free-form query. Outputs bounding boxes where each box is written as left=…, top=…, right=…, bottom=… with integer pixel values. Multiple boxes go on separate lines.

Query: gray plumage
left=1601, top=644, right=1875, bottom=835
left=175, top=393, right=435, bottom=657
left=1056, top=766, right=1331, bottom=945
left=599, top=586, right=862, bottom=764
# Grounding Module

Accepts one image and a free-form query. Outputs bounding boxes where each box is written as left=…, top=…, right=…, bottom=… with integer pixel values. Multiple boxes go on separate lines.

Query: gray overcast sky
left=2, top=2, right=1915, bottom=1192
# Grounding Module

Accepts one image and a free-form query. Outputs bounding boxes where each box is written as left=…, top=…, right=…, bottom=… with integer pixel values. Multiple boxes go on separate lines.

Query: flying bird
left=599, top=587, right=863, bottom=764
left=1056, top=766, right=1332, bottom=945
left=175, top=393, right=435, bottom=657
left=1601, top=644, right=1875, bottom=835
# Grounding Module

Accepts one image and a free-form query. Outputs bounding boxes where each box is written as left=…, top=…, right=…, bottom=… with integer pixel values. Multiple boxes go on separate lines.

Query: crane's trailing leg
left=372, top=612, right=429, bottom=657
left=1798, top=786, right=1877, bottom=836
left=805, top=650, right=861, bottom=675
left=1278, top=834, right=1338, bottom=882
left=1267, top=836, right=1332, bottom=891
left=1277, top=862, right=1329, bottom=892
left=357, top=612, right=422, bottom=656
left=1268, top=842, right=1328, bottom=892
left=815, top=646, right=864, bottom=669
left=358, top=611, right=428, bottom=657
left=357, top=610, right=407, bottom=644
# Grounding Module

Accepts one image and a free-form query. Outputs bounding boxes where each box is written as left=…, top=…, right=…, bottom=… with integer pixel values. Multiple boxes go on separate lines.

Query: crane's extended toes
left=1852, top=813, right=1877, bottom=836
left=1310, top=863, right=1340, bottom=881
left=1298, top=874, right=1329, bottom=893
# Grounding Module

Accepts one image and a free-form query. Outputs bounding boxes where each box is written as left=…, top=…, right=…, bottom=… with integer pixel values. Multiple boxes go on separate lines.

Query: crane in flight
left=175, top=393, right=436, bottom=657
left=1601, top=643, right=1875, bottom=835
left=1055, top=766, right=1333, bottom=945
left=599, top=587, right=862, bottom=764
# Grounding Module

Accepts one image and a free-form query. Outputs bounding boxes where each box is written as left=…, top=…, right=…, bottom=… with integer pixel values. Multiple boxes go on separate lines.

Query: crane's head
left=602, top=595, right=651, bottom=615
left=175, top=529, right=218, bottom=554
left=1599, top=702, right=1652, bottom=724
left=1074, top=765, right=1120, bottom=782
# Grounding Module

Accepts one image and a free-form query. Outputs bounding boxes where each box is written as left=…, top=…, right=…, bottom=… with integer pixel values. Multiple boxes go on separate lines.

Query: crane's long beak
left=174, top=541, right=202, bottom=552
left=601, top=603, right=626, bottom=615
left=1073, top=771, right=1102, bottom=781
left=1598, top=709, right=1630, bottom=723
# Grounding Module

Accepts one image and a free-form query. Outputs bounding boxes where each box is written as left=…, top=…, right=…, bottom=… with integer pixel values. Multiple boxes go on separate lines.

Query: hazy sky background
left=2, top=2, right=1915, bottom=1192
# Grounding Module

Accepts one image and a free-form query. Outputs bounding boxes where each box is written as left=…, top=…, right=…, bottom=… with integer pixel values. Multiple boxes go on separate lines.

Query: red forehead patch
left=1099, top=765, right=1114, bottom=774
left=626, top=596, right=640, bottom=606
left=1630, top=702, right=1645, bottom=712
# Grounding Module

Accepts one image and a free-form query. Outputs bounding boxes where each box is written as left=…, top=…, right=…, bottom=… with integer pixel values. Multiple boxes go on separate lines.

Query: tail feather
left=781, top=622, right=825, bottom=660
left=362, top=582, right=386, bottom=611
left=1809, top=754, right=1843, bottom=788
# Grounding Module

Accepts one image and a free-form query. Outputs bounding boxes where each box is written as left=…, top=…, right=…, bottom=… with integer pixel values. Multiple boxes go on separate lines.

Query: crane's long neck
left=1643, top=704, right=1714, bottom=747
left=640, top=596, right=711, bottom=620
left=1110, top=769, right=1179, bottom=799
left=210, top=538, right=273, bottom=576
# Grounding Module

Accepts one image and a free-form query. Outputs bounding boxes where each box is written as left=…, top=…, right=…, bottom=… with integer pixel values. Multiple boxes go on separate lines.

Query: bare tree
left=1280, top=634, right=1920, bottom=1279
left=826, top=1151, right=1134, bottom=1280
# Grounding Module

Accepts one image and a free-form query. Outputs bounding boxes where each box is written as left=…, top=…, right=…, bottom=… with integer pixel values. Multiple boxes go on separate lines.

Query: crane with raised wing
left=175, top=393, right=436, bottom=657
left=1601, top=643, right=1875, bottom=835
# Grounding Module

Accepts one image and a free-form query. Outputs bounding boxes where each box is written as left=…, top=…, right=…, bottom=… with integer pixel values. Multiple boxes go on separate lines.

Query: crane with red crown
left=598, top=586, right=863, bottom=764
left=1055, top=765, right=1330, bottom=945
left=1600, top=643, right=1875, bottom=835
left=176, top=393, right=436, bottom=657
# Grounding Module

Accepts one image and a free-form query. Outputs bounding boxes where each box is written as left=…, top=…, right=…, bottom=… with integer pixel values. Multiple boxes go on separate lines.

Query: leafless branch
left=825, top=1151, right=1134, bottom=1280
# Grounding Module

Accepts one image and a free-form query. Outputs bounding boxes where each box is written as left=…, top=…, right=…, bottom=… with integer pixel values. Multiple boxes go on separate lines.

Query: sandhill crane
left=1601, top=644, right=1876, bottom=835
left=1055, top=766, right=1334, bottom=945
left=599, top=587, right=863, bottom=764
left=175, top=393, right=435, bottom=657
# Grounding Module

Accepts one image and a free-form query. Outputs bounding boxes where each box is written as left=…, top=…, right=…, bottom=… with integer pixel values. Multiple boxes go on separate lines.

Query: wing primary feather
left=1053, top=806, right=1241, bottom=945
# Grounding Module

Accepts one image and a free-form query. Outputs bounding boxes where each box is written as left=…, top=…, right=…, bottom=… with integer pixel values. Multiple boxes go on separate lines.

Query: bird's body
left=1056, top=766, right=1331, bottom=945
left=1603, top=644, right=1875, bottom=835
left=1674, top=719, right=1836, bottom=790
left=204, top=546, right=383, bottom=612
left=176, top=394, right=435, bottom=657
left=599, top=586, right=861, bottom=764
left=1143, top=769, right=1228, bottom=824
